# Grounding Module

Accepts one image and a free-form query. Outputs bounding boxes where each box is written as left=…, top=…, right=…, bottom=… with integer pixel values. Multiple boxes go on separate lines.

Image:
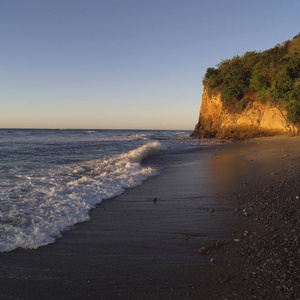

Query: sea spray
left=0, top=141, right=164, bottom=252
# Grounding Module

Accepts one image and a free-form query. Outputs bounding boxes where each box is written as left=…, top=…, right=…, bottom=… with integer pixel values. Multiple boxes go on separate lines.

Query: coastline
left=211, top=135, right=300, bottom=299
left=0, top=135, right=299, bottom=299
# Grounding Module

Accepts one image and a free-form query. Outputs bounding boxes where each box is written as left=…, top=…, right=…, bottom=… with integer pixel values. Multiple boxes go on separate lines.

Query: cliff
left=191, top=88, right=299, bottom=139
left=193, top=34, right=300, bottom=139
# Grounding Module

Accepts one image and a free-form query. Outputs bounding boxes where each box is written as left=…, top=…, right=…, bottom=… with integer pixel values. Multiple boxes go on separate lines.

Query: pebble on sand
left=198, top=247, right=207, bottom=254
left=233, top=238, right=242, bottom=242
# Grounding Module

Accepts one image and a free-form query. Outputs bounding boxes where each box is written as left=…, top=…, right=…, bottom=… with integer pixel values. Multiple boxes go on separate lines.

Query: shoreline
left=0, top=135, right=299, bottom=299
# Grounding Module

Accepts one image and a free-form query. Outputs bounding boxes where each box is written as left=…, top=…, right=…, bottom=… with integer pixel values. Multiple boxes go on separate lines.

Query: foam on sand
left=0, top=141, right=164, bottom=252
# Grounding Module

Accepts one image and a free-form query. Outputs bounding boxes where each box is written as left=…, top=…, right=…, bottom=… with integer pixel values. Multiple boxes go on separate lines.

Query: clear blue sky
left=1, top=0, right=299, bottom=129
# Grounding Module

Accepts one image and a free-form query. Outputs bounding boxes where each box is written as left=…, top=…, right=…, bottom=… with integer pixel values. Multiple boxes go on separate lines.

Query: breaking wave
left=0, top=141, right=164, bottom=252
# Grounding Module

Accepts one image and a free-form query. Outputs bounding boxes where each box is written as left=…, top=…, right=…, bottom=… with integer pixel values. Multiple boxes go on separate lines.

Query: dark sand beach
left=0, top=135, right=299, bottom=299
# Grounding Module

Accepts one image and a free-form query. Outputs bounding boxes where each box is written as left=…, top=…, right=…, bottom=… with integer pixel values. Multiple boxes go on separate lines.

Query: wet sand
left=0, top=135, right=299, bottom=299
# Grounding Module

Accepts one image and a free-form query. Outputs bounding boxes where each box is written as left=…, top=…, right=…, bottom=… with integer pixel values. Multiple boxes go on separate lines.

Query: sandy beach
left=0, top=135, right=299, bottom=299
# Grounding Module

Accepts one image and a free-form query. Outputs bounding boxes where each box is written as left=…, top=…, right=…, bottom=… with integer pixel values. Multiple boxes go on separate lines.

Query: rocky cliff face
left=192, top=88, right=299, bottom=139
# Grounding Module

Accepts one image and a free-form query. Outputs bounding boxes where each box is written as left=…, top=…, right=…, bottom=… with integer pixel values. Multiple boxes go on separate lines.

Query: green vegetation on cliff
left=204, top=34, right=300, bottom=124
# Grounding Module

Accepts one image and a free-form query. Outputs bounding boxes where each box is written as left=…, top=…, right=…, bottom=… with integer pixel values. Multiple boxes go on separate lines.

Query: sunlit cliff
left=192, top=34, right=300, bottom=139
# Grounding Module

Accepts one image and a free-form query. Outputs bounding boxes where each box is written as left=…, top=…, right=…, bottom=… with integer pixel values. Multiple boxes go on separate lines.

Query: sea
left=0, top=129, right=218, bottom=252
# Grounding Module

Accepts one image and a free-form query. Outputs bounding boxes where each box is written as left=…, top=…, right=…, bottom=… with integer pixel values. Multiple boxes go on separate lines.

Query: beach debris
left=233, top=238, right=242, bottom=242
left=152, top=197, right=157, bottom=202
left=184, top=234, right=189, bottom=240
left=296, top=196, right=299, bottom=200
left=210, top=258, right=215, bottom=263
left=209, top=208, right=215, bottom=212
left=198, top=247, right=207, bottom=254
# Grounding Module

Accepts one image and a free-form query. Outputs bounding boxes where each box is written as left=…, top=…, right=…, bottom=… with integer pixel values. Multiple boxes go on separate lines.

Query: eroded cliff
left=192, top=88, right=299, bottom=139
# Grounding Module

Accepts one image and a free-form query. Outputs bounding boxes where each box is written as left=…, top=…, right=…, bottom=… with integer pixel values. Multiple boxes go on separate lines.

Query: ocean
left=0, top=129, right=217, bottom=252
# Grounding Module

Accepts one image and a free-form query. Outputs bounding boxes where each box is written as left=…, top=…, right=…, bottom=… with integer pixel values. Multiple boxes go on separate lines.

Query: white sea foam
left=0, top=141, right=164, bottom=252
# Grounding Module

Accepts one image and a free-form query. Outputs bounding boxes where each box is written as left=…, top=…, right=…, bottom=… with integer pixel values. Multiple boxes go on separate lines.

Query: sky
left=1, top=0, right=300, bottom=130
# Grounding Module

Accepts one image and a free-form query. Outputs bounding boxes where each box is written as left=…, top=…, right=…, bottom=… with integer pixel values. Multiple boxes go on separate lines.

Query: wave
left=0, top=141, right=164, bottom=252
left=85, top=130, right=96, bottom=133
left=0, top=131, right=151, bottom=144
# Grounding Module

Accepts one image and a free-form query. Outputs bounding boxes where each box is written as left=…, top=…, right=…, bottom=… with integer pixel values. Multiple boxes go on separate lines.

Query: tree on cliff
left=203, top=33, right=300, bottom=125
